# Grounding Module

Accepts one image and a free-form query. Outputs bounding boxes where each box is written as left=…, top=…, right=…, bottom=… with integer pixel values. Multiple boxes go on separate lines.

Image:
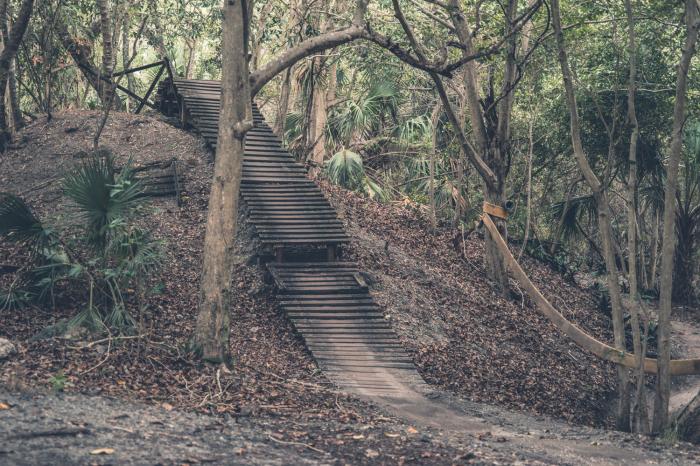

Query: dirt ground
left=2, top=111, right=700, bottom=464
left=3, top=384, right=700, bottom=465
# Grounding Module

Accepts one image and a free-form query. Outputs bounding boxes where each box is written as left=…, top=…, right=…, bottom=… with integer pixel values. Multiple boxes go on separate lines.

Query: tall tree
left=387, top=0, right=544, bottom=293
left=192, top=0, right=252, bottom=362
left=551, top=0, right=631, bottom=431
left=624, top=0, right=649, bottom=434
left=653, top=0, right=700, bottom=433
left=192, top=0, right=371, bottom=361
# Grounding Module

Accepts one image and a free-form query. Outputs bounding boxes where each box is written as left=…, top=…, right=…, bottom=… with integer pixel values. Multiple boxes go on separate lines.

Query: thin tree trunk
left=122, top=14, right=135, bottom=111
left=0, top=0, right=33, bottom=152
left=192, top=0, right=252, bottom=363
left=649, top=210, right=660, bottom=289
left=275, top=67, right=292, bottom=136
left=653, top=0, right=699, bottom=433
left=518, top=116, right=534, bottom=261
left=185, top=39, right=196, bottom=79
left=624, top=0, right=648, bottom=433
left=430, top=102, right=440, bottom=231
left=98, top=0, right=115, bottom=105
left=1, top=0, right=21, bottom=132
left=551, top=0, right=630, bottom=431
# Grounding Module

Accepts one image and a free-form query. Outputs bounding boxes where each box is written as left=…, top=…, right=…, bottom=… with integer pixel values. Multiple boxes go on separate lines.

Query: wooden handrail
left=482, top=213, right=700, bottom=376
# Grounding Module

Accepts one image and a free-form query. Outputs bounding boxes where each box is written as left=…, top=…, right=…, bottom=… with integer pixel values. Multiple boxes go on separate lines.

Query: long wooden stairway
left=156, top=78, right=426, bottom=396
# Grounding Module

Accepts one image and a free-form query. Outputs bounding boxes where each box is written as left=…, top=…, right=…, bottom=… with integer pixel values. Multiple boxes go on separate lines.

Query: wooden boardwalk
left=157, top=78, right=426, bottom=396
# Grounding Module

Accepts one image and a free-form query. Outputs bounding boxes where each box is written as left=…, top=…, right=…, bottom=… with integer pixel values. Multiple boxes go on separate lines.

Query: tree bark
left=1, top=0, right=21, bottom=132
left=98, top=0, right=116, bottom=106
left=518, top=116, right=534, bottom=261
left=551, top=0, right=631, bottom=431
left=653, top=0, right=700, bottom=433
left=0, top=0, right=33, bottom=151
left=430, top=102, right=440, bottom=231
left=192, top=0, right=252, bottom=363
left=56, top=18, right=105, bottom=102
left=122, top=13, right=135, bottom=110
left=624, top=0, right=649, bottom=434
left=274, top=67, right=292, bottom=136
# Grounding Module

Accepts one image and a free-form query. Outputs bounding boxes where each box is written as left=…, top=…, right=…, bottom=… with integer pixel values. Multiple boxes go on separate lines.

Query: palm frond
left=0, top=193, right=52, bottom=251
left=63, top=154, right=142, bottom=249
left=326, top=149, right=365, bottom=190
left=395, top=115, right=432, bottom=145
left=550, top=194, right=597, bottom=240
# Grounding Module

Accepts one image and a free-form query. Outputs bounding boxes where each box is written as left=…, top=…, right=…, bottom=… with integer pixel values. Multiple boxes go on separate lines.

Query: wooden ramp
left=156, top=78, right=427, bottom=396
left=268, top=262, right=427, bottom=395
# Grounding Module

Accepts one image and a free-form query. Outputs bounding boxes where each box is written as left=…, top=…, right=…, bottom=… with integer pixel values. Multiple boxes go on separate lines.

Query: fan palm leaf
left=326, top=149, right=365, bottom=190
left=63, top=154, right=142, bottom=249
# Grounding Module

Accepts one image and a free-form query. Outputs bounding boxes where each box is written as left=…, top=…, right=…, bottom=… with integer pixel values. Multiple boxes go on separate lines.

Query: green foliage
left=49, top=371, right=68, bottom=392
left=63, top=153, right=142, bottom=249
left=326, top=149, right=364, bottom=189
left=325, top=150, right=388, bottom=201
left=1, top=153, right=162, bottom=335
left=0, top=193, right=52, bottom=251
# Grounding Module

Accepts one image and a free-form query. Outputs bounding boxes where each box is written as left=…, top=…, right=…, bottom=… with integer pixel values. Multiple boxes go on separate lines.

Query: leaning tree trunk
left=192, top=0, right=252, bottom=363
left=0, top=0, right=34, bottom=152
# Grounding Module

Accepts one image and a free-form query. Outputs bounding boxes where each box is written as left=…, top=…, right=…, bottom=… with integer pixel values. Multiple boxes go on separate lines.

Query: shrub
left=0, top=152, right=162, bottom=335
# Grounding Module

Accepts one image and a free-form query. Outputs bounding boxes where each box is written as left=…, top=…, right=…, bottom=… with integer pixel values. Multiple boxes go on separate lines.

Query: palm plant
left=325, top=149, right=388, bottom=200
left=673, top=120, right=700, bottom=302
left=1, top=152, right=161, bottom=333
left=0, top=193, right=53, bottom=253
left=63, top=153, right=142, bottom=250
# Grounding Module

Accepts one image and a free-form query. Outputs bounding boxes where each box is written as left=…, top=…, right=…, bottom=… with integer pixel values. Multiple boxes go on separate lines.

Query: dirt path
left=670, top=320, right=700, bottom=415
left=357, top=374, right=698, bottom=465
left=4, top=383, right=698, bottom=465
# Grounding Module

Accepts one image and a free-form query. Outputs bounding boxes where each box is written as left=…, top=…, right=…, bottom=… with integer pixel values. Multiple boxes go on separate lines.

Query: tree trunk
left=624, top=0, right=648, bottom=433
left=1, top=0, right=21, bottom=132
left=57, top=18, right=105, bottom=102
left=518, top=116, right=534, bottom=261
left=653, top=0, right=700, bottom=432
left=430, top=102, right=440, bottom=231
left=185, top=39, right=196, bottom=79
left=98, top=0, right=116, bottom=107
left=122, top=14, right=135, bottom=111
left=649, top=210, right=660, bottom=289
left=274, top=67, right=292, bottom=136
left=192, top=0, right=252, bottom=363
left=551, top=0, right=630, bottom=431
left=0, top=0, right=33, bottom=152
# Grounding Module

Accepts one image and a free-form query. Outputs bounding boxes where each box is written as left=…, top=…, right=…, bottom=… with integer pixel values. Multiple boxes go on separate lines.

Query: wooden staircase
left=156, top=78, right=427, bottom=396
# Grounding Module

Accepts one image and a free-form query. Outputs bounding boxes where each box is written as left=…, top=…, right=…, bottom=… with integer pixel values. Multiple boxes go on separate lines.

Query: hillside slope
left=322, top=183, right=616, bottom=426
left=0, top=111, right=616, bottom=427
